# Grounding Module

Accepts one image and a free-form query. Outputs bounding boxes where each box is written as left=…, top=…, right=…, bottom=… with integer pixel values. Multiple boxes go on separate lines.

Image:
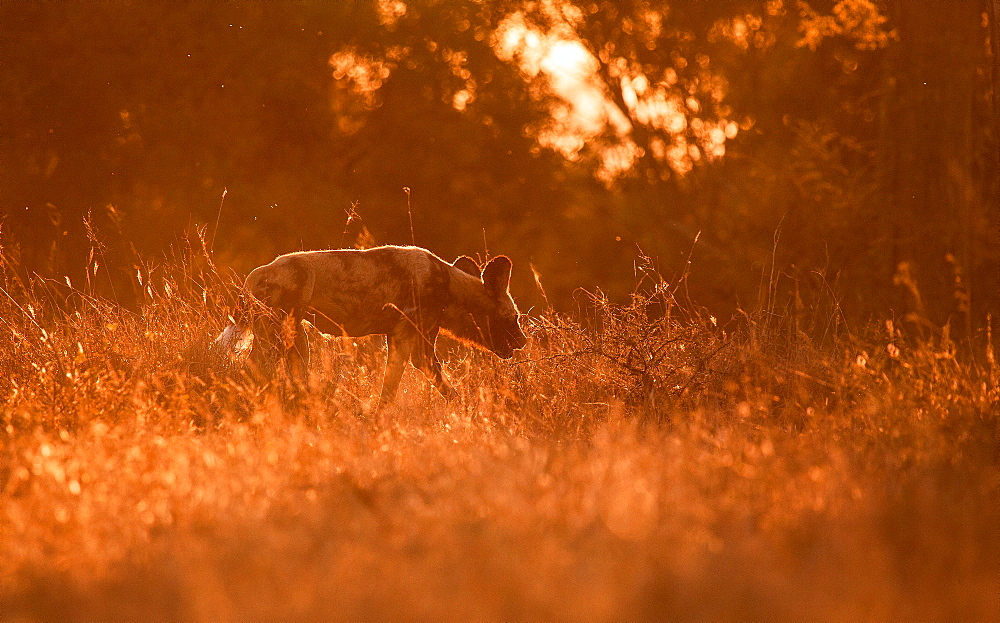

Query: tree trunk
left=882, top=1, right=995, bottom=330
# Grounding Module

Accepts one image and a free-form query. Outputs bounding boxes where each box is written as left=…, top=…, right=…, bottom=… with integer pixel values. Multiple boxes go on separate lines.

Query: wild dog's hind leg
left=379, top=326, right=413, bottom=407
left=409, top=328, right=457, bottom=400
left=284, top=314, right=311, bottom=390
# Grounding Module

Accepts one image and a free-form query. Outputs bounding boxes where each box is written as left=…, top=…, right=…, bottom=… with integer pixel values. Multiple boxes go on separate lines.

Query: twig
left=210, top=188, right=227, bottom=253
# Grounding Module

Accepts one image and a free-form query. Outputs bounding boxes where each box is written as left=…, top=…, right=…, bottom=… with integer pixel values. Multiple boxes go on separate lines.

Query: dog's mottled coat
left=243, top=245, right=527, bottom=405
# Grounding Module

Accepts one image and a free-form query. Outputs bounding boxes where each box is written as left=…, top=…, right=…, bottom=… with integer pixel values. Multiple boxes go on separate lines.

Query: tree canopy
left=1, top=0, right=996, bottom=328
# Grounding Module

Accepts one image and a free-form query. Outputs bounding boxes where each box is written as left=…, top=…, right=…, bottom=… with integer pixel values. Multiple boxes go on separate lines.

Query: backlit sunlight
left=489, top=2, right=740, bottom=182
left=493, top=10, right=635, bottom=181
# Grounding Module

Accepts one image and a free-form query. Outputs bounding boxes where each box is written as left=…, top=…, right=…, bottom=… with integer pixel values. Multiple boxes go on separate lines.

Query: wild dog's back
left=247, top=246, right=453, bottom=337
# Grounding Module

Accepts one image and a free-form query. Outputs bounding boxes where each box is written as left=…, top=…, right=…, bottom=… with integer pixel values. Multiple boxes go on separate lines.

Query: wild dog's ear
left=482, top=256, right=512, bottom=299
left=453, top=255, right=481, bottom=278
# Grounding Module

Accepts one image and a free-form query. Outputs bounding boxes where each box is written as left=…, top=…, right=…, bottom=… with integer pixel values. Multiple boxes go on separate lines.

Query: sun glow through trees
left=489, top=2, right=736, bottom=182
left=332, top=0, right=745, bottom=184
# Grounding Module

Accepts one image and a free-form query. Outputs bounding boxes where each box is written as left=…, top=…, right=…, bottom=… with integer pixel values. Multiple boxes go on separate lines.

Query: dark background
left=2, top=0, right=997, bottom=332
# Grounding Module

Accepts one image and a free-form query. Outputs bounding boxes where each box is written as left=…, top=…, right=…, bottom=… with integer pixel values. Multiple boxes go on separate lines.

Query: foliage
left=0, top=249, right=996, bottom=619
left=1, top=1, right=995, bottom=326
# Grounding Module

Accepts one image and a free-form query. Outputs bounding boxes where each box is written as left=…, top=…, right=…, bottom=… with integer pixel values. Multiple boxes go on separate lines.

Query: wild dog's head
left=244, top=255, right=315, bottom=312
left=448, top=255, right=528, bottom=359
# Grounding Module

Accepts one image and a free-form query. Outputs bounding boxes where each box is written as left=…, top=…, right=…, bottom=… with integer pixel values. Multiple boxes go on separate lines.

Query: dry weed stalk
left=0, top=240, right=996, bottom=621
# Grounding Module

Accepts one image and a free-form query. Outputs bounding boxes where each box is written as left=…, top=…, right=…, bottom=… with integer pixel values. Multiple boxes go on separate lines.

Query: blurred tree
left=875, top=1, right=997, bottom=333
left=0, top=0, right=995, bottom=328
left=1, top=3, right=359, bottom=301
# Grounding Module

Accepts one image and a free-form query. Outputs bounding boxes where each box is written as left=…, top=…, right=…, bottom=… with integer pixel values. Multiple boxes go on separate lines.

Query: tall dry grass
left=0, top=241, right=997, bottom=620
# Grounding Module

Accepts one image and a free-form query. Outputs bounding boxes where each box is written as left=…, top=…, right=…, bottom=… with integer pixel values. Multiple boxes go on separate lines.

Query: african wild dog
left=242, top=245, right=528, bottom=406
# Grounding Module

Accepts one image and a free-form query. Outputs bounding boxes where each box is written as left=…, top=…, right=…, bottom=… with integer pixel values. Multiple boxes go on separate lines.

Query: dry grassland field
left=0, top=248, right=997, bottom=621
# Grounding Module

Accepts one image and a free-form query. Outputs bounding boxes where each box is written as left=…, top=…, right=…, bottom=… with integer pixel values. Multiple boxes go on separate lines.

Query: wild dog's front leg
left=282, top=313, right=311, bottom=388
left=409, top=330, right=457, bottom=401
left=378, top=328, right=412, bottom=407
